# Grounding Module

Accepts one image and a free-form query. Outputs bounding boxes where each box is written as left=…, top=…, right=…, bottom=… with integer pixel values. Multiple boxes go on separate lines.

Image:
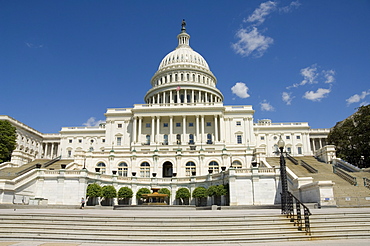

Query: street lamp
left=278, top=135, right=288, bottom=214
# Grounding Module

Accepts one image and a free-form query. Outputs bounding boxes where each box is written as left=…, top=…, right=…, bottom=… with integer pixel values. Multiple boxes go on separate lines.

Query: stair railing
left=286, top=153, right=299, bottom=165
left=364, top=177, right=370, bottom=189
left=300, top=160, right=318, bottom=173
left=284, top=191, right=311, bottom=235
left=43, top=156, right=61, bottom=168
left=333, top=166, right=357, bottom=186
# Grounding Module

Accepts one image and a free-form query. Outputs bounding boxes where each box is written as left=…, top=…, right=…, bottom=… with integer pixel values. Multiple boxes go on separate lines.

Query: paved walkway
left=0, top=207, right=369, bottom=245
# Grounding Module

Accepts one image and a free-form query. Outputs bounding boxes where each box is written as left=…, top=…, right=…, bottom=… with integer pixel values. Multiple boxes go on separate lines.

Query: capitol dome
left=144, top=20, right=223, bottom=105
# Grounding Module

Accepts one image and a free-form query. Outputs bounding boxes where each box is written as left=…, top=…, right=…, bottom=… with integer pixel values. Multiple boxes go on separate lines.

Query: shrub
left=192, top=187, right=207, bottom=198
left=102, top=185, right=117, bottom=199
left=86, top=183, right=102, bottom=198
left=118, top=187, right=133, bottom=199
left=158, top=188, right=171, bottom=197
left=176, top=188, right=190, bottom=205
left=136, top=187, right=151, bottom=199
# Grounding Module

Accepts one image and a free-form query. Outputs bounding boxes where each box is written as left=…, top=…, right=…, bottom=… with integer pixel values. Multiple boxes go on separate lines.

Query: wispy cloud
left=323, top=69, right=335, bottom=83
left=245, top=1, right=277, bottom=26
left=346, top=90, right=370, bottom=105
left=231, top=82, right=250, bottom=98
left=25, top=42, right=44, bottom=48
left=303, top=88, right=331, bottom=101
left=260, top=100, right=275, bottom=111
left=83, top=117, right=105, bottom=127
left=282, top=92, right=294, bottom=105
left=286, top=64, right=336, bottom=89
left=232, top=27, right=273, bottom=57
left=279, top=0, right=301, bottom=13
left=233, top=1, right=300, bottom=58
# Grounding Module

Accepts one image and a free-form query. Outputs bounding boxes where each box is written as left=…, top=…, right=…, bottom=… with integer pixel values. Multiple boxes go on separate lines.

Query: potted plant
left=101, top=185, right=117, bottom=206
left=86, top=183, right=102, bottom=206
left=176, top=187, right=190, bottom=205
left=192, top=187, right=207, bottom=206
left=118, top=187, right=133, bottom=205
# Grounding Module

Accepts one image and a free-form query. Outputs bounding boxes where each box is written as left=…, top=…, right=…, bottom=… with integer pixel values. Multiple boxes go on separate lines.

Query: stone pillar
left=182, top=116, right=186, bottom=143
left=169, top=116, right=173, bottom=144
left=214, top=115, right=218, bottom=142
left=156, top=116, right=160, bottom=144
left=132, top=117, right=137, bottom=143
left=201, top=115, right=205, bottom=143
left=196, top=115, right=199, bottom=143
left=220, top=115, right=224, bottom=142
left=138, top=117, right=142, bottom=144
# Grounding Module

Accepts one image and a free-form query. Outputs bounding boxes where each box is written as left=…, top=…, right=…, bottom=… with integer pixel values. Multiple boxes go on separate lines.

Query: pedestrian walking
left=80, top=197, right=85, bottom=209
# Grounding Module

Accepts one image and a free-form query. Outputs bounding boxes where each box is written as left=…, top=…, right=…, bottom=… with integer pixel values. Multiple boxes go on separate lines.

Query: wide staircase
left=0, top=158, right=73, bottom=180
left=266, top=156, right=370, bottom=207
left=0, top=209, right=369, bottom=244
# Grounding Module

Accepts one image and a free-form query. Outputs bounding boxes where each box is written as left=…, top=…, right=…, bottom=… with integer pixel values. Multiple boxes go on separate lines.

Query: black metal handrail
left=364, top=177, right=370, bottom=189
left=286, top=153, right=299, bottom=165
left=300, top=160, right=318, bottom=173
left=283, top=191, right=311, bottom=235
left=43, top=156, right=61, bottom=168
left=333, top=165, right=357, bottom=186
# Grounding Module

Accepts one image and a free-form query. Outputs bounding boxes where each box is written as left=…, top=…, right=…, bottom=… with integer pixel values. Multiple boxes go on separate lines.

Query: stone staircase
left=0, top=159, right=49, bottom=180
left=0, top=209, right=369, bottom=244
left=266, top=156, right=370, bottom=207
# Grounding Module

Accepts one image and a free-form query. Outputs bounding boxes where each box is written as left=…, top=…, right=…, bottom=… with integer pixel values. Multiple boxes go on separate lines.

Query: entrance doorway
left=162, top=161, right=173, bottom=177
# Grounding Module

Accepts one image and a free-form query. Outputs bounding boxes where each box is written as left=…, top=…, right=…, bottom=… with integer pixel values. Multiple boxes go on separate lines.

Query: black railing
left=363, top=177, right=370, bottom=189
left=43, top=156, right=61, bottom=168
left=300, top=160, right=318, bottom=173
left=333, top=166, right=357, bottom=186
left=283, top=191, right=311, bottom=235
left=286, top=153, right=299, bottom=165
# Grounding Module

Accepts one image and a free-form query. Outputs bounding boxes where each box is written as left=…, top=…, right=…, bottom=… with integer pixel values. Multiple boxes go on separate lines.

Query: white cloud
left=260, top=100, right=275, bottom=111
left=303, top=88, right=331, bottom=101
left=323, top=69, right=335, bottom=83
left=232, top=27, right=273, bottom=57
left=282, top=91, right=294, bottom=105
left=231, top=82, right=250, bottom=98
left=245, top=1, right=277, bottom=25
left=25, top=42, right=44, bottom=48
left=83, top=117, right=105, bottom=127
left=346, top=90, right=370, bottom=105
left=280, top=0, right=301, bottom=13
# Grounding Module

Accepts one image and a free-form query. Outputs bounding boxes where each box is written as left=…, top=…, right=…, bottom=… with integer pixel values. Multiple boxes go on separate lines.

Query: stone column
left=138, top=117, right=142, bottom=144
left=214, top=115, right=218, bottom=142
left=132, top=117, right=137, bottom=143
left=201, top=115, right=205, bottom=143
left=151, top=117, right=155, bottom=144
left=196, top=115, right=199, bottom=143
left=169, top=116, right=173, bottom=145
left=182, top=116, right=186, bottom=143
left=219, top=115, right=224, bottom=142
left=156, top=116, right=160, bottom=144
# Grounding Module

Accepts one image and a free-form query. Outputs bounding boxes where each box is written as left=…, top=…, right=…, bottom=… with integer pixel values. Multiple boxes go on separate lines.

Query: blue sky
left=1, top=0, right=369, bottom=133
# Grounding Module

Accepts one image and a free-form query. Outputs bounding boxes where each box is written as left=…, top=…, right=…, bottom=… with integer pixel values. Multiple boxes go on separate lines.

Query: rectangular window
left=78, top=139, right=82, bottom=143
left=261, top=136, right=265, bottom=140
left=206, top=122, right=211, bottom=126
left=296, top=135, right=301, bottom=140
left=146, top=123, right=151, bottom=128
left=102, top=139, right=105, bottom=143
left=189, top=122, right=194, bottom=127
left=286, top=135, right=290, bottom=140
left=163, top=123, right=168, bottom=127
left=297, top=147, right=302, bottom=155
left=237, top=135, right=242, bottom=144
left=287, top=147, right=291, bottom=154
left=118, top=124, right=122, bottom=128
left=236, top=121, right=241, bottom=126
left=176, top=123, right=181, bottom=127
left=117, top=137, right=122, bottom=146
left=69, top=139, right=72, bottom=143
left=68, top=150, right=72, bottom=157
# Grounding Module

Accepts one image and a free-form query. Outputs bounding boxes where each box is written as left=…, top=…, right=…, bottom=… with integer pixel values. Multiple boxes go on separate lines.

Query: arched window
left=232, top=160, right=242, bottom=168
left=118, top=162, right=128, bottom=177
left=97, top=162, right=106, bottom=174
left=186, top=161, right=196, bottom=176
left=208, top=161, right=219, bottom=173
left=140, top=162, right=150, bottom=177
left=189, top=134, right=194, bottom=144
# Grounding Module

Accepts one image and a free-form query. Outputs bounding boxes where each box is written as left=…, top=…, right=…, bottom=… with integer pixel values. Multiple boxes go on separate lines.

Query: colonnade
left=310, top=138, right=327, bottom=152
left=154, top=69, right=214, bottom=87
left=131, top=115, right=226, bottom=146
left=146, top=88, right=222, bottom=105
left=42, top=142, right=60, bottom=159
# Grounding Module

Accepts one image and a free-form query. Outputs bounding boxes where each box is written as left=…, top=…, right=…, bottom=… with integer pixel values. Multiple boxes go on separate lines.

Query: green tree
left=176, top=187, right=190, bottom=205
left=158, top=188, right=171, bottom=196
left=0, top=120, right=17, bottom=163
left=136, top=187, right=151, bottom=199
left=192, top=186, right=207, bottom=206
left=206, top=185, right=218, bottom=197
left=118, top=187, right=133, bottom=199
left=328, top=105, right=370, bottom=168
left=215, top=185, right=228, bottom=196
left=102, top=185, right=117, bottom=199
left=86, top=183, right=102, bottom=198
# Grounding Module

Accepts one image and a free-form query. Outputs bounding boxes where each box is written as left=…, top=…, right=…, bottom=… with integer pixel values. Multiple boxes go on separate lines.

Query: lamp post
left=278, top=135, right=288, bottom=214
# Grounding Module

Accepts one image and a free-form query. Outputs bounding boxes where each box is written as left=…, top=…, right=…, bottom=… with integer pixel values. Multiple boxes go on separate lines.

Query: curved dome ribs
left=144, top=21, right=224, bottom=106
